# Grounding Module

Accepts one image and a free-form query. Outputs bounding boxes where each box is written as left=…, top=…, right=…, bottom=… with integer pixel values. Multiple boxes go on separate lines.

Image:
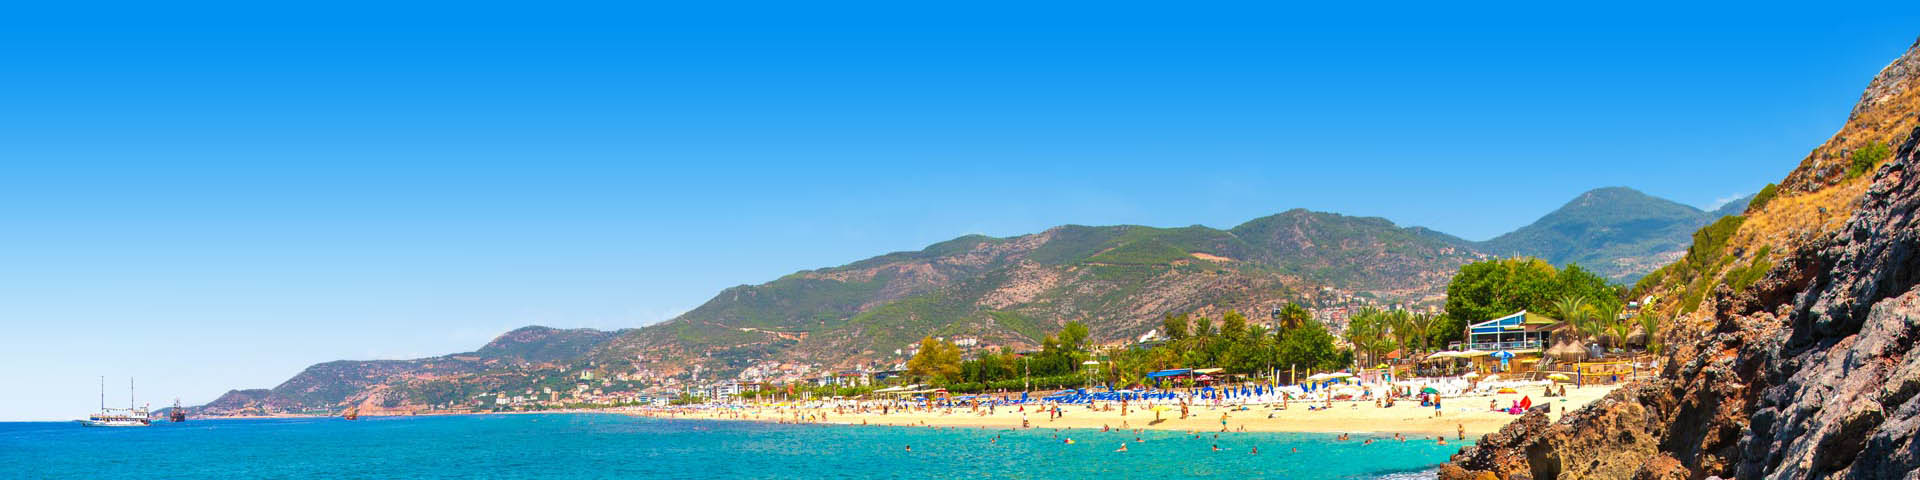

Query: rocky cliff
left=1441, top=37, right=1920, bottom=480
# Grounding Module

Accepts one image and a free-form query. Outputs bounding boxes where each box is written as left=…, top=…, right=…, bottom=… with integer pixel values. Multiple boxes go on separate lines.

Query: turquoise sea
left=0, top=414, right=1467, bottom=479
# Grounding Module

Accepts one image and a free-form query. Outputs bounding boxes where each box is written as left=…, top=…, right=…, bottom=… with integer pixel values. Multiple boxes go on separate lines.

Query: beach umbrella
left=1420, top=387, right=1440, bottom=394
left=1463, top=372, right=1480, bottom=379
left=1547, top=373, right=1571, bottom=382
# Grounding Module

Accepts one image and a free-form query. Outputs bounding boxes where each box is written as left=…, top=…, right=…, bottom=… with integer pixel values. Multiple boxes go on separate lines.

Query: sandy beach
left=645, top=383, right=1621, bottom=438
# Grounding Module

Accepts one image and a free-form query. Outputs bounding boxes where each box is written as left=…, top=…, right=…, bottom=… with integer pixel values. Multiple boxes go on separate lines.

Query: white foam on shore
left=1369, top=468, right=1440, bottom=480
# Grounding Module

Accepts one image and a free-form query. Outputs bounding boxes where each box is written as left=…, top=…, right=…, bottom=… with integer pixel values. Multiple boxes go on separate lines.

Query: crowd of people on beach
left=610, top=372, right=1588, bottom=460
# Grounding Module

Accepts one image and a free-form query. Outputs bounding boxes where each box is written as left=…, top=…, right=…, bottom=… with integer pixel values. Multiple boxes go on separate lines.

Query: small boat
left=79, top=377, right=151, bottom=428
left=343, top=407, right=359, bottom=421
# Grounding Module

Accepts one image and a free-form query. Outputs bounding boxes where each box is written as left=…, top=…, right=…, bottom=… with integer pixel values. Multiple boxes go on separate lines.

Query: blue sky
left=3, top=2, right=1917, bottom=420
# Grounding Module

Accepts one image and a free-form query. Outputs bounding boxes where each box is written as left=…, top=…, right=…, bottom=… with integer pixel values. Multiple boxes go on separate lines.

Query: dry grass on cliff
left=1645, top=49, right=1917, bottom=323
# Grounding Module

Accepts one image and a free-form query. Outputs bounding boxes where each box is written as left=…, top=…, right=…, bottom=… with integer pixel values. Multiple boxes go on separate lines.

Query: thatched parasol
left=1546, top=340, right=1587, bottom=363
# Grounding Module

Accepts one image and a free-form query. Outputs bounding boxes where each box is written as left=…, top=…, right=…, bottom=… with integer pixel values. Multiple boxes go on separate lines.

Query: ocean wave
left=1367, top=467, right=1438, bottom=480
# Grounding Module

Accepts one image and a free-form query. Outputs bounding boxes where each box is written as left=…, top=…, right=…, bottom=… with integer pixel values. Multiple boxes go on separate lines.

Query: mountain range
left=199, top=186, right=1751, bottom=414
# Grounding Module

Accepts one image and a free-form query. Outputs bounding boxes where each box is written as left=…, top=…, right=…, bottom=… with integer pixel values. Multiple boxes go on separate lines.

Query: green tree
left=1274, top=303, right=1311, bottom=330
left=1220, top=310, right=1248, bottom=340
left=1850, top=142, right=1892, bottom=178
left=1405, top=312, right=1436, bottom=352
left=1638, top=314, right=1665, bottom=354
left=1193, top=315, right=1216, bottom=338
left=1441, top=258, right=1625, bottom=346
left=1161, top=313, right=1190, bottom=340
left=1277, top=318, right=1347, bottom=372
left=1549, top=294, right=1590, bottom=329
left=1344, top=308, right=1392, bottom=367
left=906, top=336, right=962, bottom=382
left=1058, top=321, right=1090, bottom=354
left=1440, top=258, right=1560, bottom=343
left=1595, top=303, right=1627, bottom=349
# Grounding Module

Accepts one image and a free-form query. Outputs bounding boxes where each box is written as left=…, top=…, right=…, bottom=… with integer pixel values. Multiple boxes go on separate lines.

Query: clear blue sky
left=3, top=1, right=1916, bottom=420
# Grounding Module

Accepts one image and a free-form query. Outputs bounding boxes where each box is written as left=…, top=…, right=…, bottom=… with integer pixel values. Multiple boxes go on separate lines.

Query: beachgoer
left=1250, top=446, right=1258, bottom=454
left=905, top=445, right=912, bottom=452
left=1115, top=443, right=1128, bottom=452
left=1211, top=444, right=1221, bottom=452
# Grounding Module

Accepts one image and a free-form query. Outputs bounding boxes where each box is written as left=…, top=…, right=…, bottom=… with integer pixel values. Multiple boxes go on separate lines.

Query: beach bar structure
left=1452, top=310, right=1558, bottom=352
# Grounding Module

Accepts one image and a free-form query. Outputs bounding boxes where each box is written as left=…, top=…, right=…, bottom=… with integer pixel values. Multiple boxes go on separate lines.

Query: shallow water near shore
left=1, top=414, right=1469, bottom=479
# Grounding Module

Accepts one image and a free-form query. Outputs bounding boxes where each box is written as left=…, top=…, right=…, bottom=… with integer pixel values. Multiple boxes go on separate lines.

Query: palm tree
left=1637, top=314, right=1664, bottom=354
left=1589, top=303, right=1620, bottom=349
left=1550, top=294, right=1592, bottom=343
left=1274, top=302, right=1311, bottom=330
left=1384, top=310, right=1414, bottom=356
left=1344, top=308, right=1387, bottom=367
left=1407, top=312, right=1436, bottom=353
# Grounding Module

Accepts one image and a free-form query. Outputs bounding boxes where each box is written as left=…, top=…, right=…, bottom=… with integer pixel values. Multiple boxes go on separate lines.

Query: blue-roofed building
left=1456, top=310, right=1559, bottom=352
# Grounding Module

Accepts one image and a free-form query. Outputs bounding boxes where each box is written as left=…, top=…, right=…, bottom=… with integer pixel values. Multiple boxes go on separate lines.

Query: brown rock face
left=1444, top=36, right=1920, bottom=479
left=1439, top=121, right=1920, bottom=479
left=1443, top=118, right=1920, bottom=478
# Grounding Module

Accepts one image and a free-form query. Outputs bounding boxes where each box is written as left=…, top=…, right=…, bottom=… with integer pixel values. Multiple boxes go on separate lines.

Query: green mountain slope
left=205, top=189, right=1749, bottom=411
left=594, top=210, right=1487, bottom=378
left=1710, top=193, right=1756, bottom=218
left=196, top=326, right=627, bottom=414
left=1478, top=187, right=1740, bottom=282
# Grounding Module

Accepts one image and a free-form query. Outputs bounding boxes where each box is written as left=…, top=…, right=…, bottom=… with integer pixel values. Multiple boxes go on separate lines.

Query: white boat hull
left=77, top=419, right=150, bottom=427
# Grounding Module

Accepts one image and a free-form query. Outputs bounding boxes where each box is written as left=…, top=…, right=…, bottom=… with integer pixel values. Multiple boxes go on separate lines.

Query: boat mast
left=130, top=377, right=135, bottom=409
left=99, top=376, right=105, bottom=411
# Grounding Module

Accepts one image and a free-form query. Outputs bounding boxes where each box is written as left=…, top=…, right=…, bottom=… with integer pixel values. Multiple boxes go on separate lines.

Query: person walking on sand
left=1458, top=423, right=1465, bottom=440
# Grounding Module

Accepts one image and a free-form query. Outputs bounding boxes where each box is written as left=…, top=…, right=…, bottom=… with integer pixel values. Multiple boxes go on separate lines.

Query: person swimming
left=905, top=445, right=912, bottom=452
left=1250, top=446, right=1259, bottom=454
left=1115, top=443, right=1128, bottom=452
left=1064, top=437, right=1075, bottom=445
left=1211, top=444, right=1221, bottom=452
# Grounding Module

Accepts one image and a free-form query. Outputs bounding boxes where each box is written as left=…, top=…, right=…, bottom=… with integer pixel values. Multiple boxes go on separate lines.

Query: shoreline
left=631, top=384, right=1621, bottom=437
left=82, top=384, right=1618, bottom=437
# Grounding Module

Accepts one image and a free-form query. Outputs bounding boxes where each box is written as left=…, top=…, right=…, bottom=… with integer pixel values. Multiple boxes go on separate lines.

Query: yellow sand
left=648, top=384, right=1620, bottom=437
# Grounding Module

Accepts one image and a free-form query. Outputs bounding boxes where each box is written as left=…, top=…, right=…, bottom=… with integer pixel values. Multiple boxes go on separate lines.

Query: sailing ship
left=79, top=377, right=151, bottom=427
left=169, top=398, right=187, bottom=422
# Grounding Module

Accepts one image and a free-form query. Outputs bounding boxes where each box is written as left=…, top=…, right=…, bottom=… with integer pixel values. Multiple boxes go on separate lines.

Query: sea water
left=0, top=414, right=1469, bottom=479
